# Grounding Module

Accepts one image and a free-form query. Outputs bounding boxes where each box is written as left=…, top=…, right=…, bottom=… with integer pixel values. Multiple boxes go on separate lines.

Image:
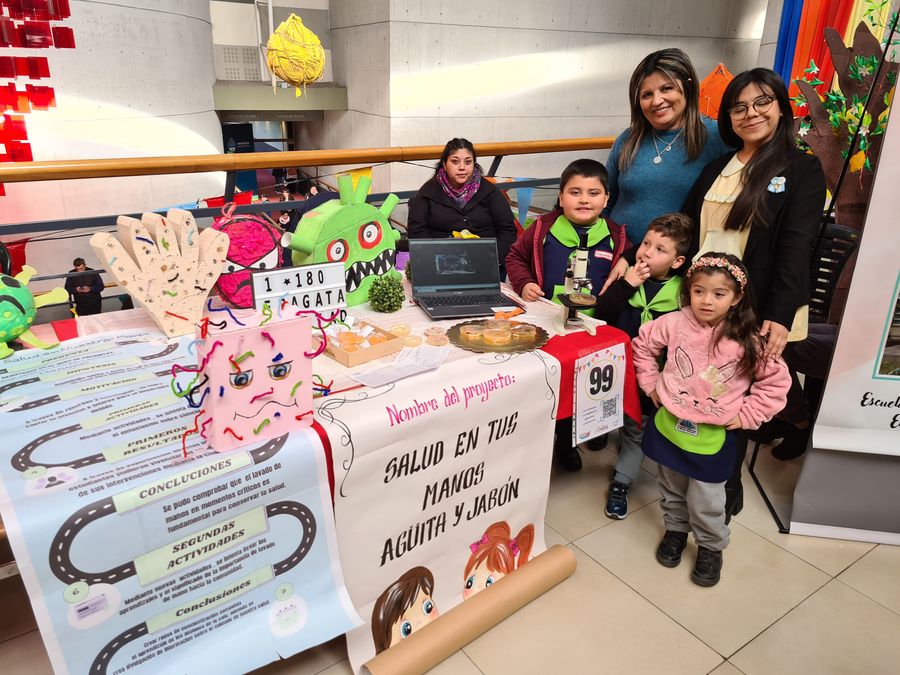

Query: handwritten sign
left=315, top=350, right=560, bottom=672
left=251, top=262, right=347, bottom=314
left=573, top=343, right=625, bottom=445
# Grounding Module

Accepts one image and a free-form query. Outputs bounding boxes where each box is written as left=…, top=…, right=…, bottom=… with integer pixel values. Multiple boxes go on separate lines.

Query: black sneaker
left=555, top=442, right=582, bottom=472
left=605, top=481, right=629, bottom=519
left=586, top=433, right=608, bottom=451
left=771, top=425, right=810, bottom=460
left=655, top=530, right=688, bottom=567
left=691, top=547, right=723, bottom=587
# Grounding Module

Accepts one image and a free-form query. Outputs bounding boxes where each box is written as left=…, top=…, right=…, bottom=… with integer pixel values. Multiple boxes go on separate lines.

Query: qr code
left=602, top=397, right=618, bottom=419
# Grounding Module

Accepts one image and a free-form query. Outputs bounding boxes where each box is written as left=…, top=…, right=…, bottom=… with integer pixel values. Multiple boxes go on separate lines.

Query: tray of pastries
left=447, top=319, right=550, bottom=353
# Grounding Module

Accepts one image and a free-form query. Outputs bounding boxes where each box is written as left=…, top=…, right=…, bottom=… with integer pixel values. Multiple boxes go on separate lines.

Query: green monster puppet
left=281, top=174, right=401, bottom=306
left=0, top=266, right=69, bottom=359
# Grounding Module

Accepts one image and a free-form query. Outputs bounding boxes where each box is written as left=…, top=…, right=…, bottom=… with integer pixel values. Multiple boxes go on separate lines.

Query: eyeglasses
left=728, top=95, right=775, bottom=119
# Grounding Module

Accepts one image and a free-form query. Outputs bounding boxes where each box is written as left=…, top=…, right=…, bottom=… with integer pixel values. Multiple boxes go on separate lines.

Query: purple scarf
left=437, top=166, right=482, bottom=207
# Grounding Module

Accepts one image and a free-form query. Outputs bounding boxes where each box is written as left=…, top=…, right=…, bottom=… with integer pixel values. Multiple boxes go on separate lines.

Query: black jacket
left=682, top=150, right=826, bottom=329
left=407, top=177, right=518, bottom=270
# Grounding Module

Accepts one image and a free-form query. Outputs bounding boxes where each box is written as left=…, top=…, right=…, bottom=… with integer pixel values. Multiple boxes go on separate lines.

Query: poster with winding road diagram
left=0, top=328, right=359, bottom=675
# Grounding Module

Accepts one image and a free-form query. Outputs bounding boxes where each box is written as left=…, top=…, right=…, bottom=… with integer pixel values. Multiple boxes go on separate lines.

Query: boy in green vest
left=602, top=213, right=691, bottom=518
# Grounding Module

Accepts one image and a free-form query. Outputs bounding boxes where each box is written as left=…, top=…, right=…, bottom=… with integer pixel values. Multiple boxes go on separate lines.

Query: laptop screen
left=408, top=238, right=500, bottom=294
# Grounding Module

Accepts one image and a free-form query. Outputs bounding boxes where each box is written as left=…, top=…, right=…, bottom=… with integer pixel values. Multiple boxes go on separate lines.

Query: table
left=10, top=288, right=640, bottom=674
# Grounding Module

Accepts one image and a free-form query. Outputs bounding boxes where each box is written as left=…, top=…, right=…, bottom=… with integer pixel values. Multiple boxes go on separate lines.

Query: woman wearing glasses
left=680, top=68, right=826, bottom=520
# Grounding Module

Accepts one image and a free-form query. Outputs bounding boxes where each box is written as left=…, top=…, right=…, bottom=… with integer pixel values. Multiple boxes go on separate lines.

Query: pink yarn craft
left=212, top=209, right=282, bottom=308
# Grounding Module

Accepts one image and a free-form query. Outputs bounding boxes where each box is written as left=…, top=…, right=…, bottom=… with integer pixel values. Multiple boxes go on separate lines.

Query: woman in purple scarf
left=407, top=138, right=518, bottom=276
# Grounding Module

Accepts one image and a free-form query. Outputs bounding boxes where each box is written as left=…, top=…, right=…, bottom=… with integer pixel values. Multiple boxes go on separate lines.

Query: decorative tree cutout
left=793, top=20, right=898, bottom=230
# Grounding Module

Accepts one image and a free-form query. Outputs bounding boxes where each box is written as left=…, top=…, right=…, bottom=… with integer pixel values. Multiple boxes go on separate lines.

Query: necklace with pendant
left=651, top=128, right=684, bottom=164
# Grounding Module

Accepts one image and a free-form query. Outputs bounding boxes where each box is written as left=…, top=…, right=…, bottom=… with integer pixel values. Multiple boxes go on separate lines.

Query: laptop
left=408, top=238, right=520, bottom=319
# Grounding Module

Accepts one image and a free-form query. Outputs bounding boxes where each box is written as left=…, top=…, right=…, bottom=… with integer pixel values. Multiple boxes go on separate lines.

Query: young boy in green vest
left=506, top=159, right=630, bottom=471
left=602, top=213, right=691, bottom=518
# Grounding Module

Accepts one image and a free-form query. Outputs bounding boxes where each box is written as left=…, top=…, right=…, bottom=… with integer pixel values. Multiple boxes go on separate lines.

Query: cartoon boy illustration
left=463, top=521, right=534, bottom=599
left=371, top=566, right=439, bottom=654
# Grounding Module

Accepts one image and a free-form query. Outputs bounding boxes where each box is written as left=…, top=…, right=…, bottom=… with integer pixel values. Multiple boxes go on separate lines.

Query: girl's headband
left=688, top=256, right=747, bottom=290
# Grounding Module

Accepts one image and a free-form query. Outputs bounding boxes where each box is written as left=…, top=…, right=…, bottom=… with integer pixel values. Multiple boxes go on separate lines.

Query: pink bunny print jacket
left=633, top=307, right=791, bottom=429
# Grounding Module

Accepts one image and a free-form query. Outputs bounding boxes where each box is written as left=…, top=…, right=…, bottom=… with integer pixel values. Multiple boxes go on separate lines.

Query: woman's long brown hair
left=620, top=48, right=707, bottom=170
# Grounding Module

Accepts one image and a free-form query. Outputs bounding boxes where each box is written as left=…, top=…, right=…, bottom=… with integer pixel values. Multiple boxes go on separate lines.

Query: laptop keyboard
left=426, top=294, right=512, bottom=307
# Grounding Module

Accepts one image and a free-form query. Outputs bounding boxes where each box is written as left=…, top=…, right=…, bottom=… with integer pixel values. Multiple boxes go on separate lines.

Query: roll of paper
left=362, top=544, right=576, bottom=675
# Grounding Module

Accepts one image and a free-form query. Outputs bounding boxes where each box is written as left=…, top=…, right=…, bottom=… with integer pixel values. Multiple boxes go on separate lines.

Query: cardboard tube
left=362, top=544, right=576, bottom=675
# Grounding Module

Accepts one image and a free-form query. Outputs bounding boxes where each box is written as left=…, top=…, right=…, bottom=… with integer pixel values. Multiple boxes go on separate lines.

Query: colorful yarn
left=260, top=303, right=273, bottom=326
left=223, top=427, right=244, bottom=441
left=261, top=331, right=275, bottom=347
left=181, top=409, right=204, bottom=459
left=207, top=299, right=246, bottom=326
left=253, top=419, right=271, bottom=435
left=250, top=388, right=274, bottom=404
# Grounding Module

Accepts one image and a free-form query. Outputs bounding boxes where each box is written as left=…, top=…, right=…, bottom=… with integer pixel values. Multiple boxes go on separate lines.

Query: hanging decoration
left=699, top=63, right=734, bottom=119
left=265, top=14, right=326, bottom=97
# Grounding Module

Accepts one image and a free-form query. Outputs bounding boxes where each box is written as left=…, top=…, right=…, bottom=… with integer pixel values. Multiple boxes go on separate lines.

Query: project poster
left=815, top=101, right=900, bottom=456
left=315, top=349, right=560, bottom=673
left=0, top=330, right=359, bottom=675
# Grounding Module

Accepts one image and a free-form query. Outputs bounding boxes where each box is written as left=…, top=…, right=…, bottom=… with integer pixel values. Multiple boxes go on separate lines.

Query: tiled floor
left=3, top=438, right=899, bottom=675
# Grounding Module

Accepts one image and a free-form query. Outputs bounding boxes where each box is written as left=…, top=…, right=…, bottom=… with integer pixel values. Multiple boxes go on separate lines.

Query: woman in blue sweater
left=601, top=48, right=728, bottom=517
left=604, top=48, right=730, bottom=245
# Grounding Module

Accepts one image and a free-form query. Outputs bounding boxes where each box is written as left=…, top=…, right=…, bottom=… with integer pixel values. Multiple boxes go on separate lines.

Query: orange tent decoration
left=699, top=63, right=733, bottom=119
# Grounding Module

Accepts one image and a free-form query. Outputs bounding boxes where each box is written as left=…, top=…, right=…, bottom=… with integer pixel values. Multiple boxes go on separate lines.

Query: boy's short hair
left=559, top=159, right=608, bottom=192
left=646, top=213, right=693, bottom=257
left=73, top=257, right=85, bottom=266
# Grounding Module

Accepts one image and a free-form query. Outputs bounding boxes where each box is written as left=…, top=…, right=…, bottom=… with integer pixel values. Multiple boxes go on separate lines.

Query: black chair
left=0, top=242, right=11, bottom=276
left=807, top=222, right=861, bottom=323
left=748, top=221, right=860, bottom=533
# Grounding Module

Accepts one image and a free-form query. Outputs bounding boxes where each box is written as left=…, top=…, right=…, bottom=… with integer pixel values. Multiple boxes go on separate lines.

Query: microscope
left=553, top=230, right=597, bottom=336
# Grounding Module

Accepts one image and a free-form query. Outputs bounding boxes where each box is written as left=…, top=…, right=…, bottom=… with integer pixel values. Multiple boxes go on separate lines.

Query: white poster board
left=814, top=102, right=900, bottom=455
left=315, top=349, right=560, bottom=673
left=572, top=343, right=626, bottom=445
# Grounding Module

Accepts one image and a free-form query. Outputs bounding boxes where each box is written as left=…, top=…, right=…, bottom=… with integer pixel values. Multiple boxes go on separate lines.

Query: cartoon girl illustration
left=463, top=521, right=534, bottom=599
left=371, top=566, right=439, bottom=654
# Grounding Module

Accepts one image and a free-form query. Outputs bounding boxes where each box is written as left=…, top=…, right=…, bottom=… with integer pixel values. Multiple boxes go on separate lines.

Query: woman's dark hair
left=620, top=48, right=707, bottom=170
left=434, top=137, right=484, bottom=176
left=681, top=252, right=760, bottom=376
left=718, top=68, right=795, bottom=232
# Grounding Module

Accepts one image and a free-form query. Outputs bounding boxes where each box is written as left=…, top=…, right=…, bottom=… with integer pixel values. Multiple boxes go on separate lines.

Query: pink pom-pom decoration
left=212, top=212, right=282, bottom=308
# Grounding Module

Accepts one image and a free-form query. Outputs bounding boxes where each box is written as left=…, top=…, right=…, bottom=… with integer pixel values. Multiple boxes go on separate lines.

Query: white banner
left=815, top=104, right=900, bottom=455
left=315, top=350, right=560, bottom=672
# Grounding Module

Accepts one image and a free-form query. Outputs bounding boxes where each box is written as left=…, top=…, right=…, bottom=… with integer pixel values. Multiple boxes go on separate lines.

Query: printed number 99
left=589, top=365, right=614, bottom=396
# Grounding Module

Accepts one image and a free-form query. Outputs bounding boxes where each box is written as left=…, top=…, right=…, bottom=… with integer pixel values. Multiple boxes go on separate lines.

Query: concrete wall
left=757, top=0, right=785, bottom=67
left=0, top=0, right=225, bottom=289
left=315, top=0, right=772, bottom=208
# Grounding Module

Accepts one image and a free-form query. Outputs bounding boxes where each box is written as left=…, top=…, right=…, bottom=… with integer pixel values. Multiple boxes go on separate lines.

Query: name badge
left=674, top=418, right=698, bottom=436
left=594, top=250, right=613, bottom=260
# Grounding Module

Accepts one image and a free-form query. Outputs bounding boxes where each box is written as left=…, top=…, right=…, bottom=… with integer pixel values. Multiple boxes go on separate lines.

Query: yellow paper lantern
left=265, top=14, right=326, bottom=97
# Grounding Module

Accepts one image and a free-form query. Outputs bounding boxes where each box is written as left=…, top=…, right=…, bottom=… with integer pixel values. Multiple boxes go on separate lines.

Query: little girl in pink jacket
left=632, top=253, right=790, bottom=587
